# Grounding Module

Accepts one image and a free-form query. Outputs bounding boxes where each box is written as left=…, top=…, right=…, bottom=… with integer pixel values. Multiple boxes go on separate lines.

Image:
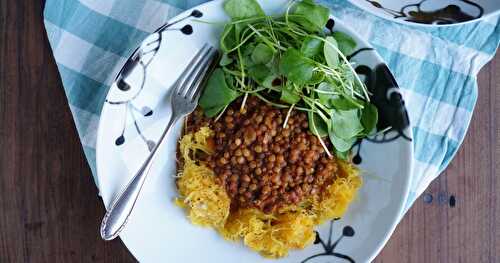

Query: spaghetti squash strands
left=175, top=127, right=361, bottom=258
left=176, top=127, right=230, bottom=228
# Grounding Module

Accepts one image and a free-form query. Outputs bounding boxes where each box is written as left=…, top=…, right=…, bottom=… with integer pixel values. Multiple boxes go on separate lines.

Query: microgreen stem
left=214, top=104, right=229, bottom=122
left=247, top=24, right=285, bottom=51
left=310, top=109, right=332, bottom=157
left=240, top=92, right=249, bottom=112
left=283, top=104, right=294, bottom=128
left=311, top=35, right=370, bottom=101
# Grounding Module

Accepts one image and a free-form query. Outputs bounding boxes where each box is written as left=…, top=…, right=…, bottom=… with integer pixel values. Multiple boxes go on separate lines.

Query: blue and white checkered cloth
left=44, top=0, right=500, bottom=212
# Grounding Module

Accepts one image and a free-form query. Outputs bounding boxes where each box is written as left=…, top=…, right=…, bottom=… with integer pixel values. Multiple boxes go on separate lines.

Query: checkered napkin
left=43, top=0, right=500, bottom=211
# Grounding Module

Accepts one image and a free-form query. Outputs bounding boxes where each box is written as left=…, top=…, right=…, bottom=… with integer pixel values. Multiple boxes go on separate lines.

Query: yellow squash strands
left=219, top=208, right=317, bottom=257
left=175, top=127, right=230, bottom=228
left=175, top=127, right=361, bottom=258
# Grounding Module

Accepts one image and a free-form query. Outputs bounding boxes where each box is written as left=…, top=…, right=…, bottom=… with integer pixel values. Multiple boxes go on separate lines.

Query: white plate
left=348, top=0, right=500, bottom=26
left=96, top=1, right=413, bottom=262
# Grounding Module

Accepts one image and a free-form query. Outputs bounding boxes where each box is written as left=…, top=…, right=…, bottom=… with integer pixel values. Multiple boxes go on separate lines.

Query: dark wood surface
left=375, top=52, right=500, bottom=262
left=0, top=0, right=498, bottom=262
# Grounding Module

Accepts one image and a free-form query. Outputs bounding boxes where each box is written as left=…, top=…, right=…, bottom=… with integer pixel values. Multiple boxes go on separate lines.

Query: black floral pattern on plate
left=107, top=10, right=203, bottom=150
left=365, top=0, right=484, bottom=25
left=302, top=219, right=356, bottom=263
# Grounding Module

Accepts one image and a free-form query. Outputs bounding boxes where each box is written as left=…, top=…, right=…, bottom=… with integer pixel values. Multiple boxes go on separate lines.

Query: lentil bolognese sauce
left=187, top=97, right=339, bottom=214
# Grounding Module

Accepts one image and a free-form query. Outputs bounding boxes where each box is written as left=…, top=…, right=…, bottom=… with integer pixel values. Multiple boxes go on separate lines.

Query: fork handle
left=100, top=115, right=180, bottom=240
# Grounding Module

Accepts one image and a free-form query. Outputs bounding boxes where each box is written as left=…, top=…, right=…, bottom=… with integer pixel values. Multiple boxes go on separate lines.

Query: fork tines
left=175, top=43, right=218, bottom=102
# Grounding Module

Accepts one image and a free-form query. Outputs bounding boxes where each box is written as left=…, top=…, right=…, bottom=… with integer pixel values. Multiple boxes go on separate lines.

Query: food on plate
left=175, top=0, right=376, bottom=258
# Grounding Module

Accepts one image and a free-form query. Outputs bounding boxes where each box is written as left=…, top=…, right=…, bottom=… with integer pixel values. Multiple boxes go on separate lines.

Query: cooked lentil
left=187, top=96, right=338, bottom=214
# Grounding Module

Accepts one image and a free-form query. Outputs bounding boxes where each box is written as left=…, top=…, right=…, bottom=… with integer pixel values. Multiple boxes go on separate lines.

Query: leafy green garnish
left=251, top=43, right=274, bottom=64
left=329, top=130, right=357, bottom=152
left=308, top=111, right=329, bottom=137
left=224, top=0, right=264, bottom=20
left=280, top=48, right=314, bottom=85
left=290, top=0, right=330, bottom=32
left=361, top=102, right=378, bottom=134
left=280, top=83, right=301, bottom=104
left=220, top=52, right=233, bottom=66
left=332, top=31, right=356, bottom=56
left=198, top=0, right=377, bottom=159
left=330, top=109, right=364, bottom=139
left=301, top=36, right=323, bottom=58
left=220, top=24, right=237, bottom=52
left=199, top=68, right=241, bottom=117
left=324, top=36, right=339, bottom=68
left=248, top=64, right=269, bottom=84
left=307, top=71, right=325, bottom=85
left=262, top=74, right=279, bottom=89
left=332, top=96, right=364, bottom=110
left=316, top=82, right=335, bottom=106
left=334, top=149, right=350, bottom=160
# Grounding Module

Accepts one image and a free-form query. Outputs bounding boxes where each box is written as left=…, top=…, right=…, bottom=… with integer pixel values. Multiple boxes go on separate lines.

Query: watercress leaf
left=329, top=130, right=356, bottom=152
left=308, top=111, right=329, bottom=137
left=330, top=95, right=364, bottom=110
left=316, top=82, right=335, bottom=106
left=251, top=43, right=274, bottom=64
left=220, top=24, right=237, bottom=53
left=243, top=42, right=256, bottom=57
left=267, top=58, right=281, bottom=75
left=315, top=82, right=363, bottom=110
left=335, top=149, right=350, bottom=160
left=248, top=64, right=270, bottom=84
left=291, top=0, right=330, bottom=32
left=243, top=53, right=256, bottom=67
left=330, top=109, right=364, bottom=139
left=224, top=71, right=235, bottom=87
left=332, top=31, right=356, bottom=56
left=224, top=0, right=265, bottom=20
left=280, top=48, right=314, bottom=85
left=234, top=23, right=247, bottom=40
left=361, top=102, right=378, bottom=134
left=280, top=84, right=301, bottom=104
left=301, top=36, right=323, bottom=58
left=324, top=36, right=339, bottom=68
left=220, top=53, right=233, bottom=66
left=342, top=66, right=356, bottom=88
left=307, top=71, right=325, bottom=85
left=199, top=68, right=241, bottom=117
left=353, top=77, right=366, bottom=96
left=205, top=105, right=226, bottom=117
left=262, top=75, right=280, bottom=89
left=240, top=42, right=257, bottom=67
left=340, top=65, right=366, bottom=97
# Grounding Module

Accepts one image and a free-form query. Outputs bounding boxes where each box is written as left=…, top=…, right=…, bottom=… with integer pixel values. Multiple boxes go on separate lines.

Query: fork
left=100, top=43, right=218, bottom=241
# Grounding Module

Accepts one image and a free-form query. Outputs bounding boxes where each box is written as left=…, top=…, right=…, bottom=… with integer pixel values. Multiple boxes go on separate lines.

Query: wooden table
left=0, top=1, right=498, bottom=262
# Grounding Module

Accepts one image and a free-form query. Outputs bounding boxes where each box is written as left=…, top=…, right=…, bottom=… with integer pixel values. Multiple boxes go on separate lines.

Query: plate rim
left=347, top=0, right=500, bottom=27
left=95, top=0, right=414, bottom=261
